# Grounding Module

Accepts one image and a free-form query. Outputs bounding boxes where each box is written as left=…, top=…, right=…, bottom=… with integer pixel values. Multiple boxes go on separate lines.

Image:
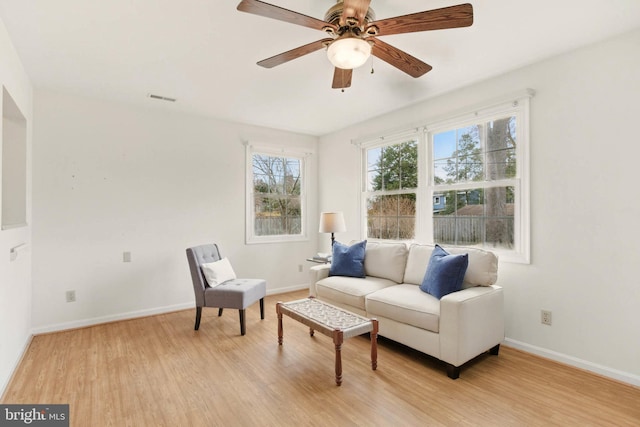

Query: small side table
left=305, top=258, right=330, bottom=264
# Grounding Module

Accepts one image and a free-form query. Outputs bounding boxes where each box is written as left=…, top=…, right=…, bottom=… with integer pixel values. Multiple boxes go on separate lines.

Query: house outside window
left=360, top=90, right=532, bottom=263
left=433, top=195, right=446, bottom=213
left=246, top=146, right=307, bottom=244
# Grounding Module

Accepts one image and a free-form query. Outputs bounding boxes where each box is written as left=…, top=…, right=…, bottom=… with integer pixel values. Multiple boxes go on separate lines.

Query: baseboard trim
left=31, top=302, right=194, bottom=335
left=30, top=285, right=310, bottom=336
left=503, top=338, right=640, bottom=388
left=1, top=334, right=33, bottom=400
left=266, top=283, right=308, bottom=296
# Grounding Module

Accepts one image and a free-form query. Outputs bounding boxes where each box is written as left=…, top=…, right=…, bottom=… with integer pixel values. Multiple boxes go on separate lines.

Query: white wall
left=31, top=90, right=318, bottom=332
left=0, top=18, right=33, bottom=395
left=318, top=29, right=640, bottom=385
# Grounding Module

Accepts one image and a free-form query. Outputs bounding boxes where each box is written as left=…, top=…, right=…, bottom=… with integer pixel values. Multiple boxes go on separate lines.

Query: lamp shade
left=327, top=37, right=371, bottom=70
left=319, top=212, right=347, bottom=234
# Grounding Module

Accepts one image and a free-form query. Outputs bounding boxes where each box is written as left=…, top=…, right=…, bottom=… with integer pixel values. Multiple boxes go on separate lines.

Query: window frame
left=358, top=90, right=533, bottom=263
left=245, top=144, right=309, bottom=245
left=426, top=95, right=531, bottom=263
left=360, top=132, right=421, bottom=242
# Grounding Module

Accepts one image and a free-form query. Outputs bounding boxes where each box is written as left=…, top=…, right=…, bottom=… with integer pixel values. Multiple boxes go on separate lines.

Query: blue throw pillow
left=419, top=245, right=469, bottom=299
left=329, top=240, right=367, bottom=278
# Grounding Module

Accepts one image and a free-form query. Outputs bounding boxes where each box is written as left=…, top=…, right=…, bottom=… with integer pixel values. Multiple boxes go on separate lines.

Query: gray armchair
left=186, top=243, right=266, bottom=335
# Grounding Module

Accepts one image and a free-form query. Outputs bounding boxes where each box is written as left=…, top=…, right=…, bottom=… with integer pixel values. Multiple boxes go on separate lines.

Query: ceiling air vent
left=147, top=93, right=176, bottom=102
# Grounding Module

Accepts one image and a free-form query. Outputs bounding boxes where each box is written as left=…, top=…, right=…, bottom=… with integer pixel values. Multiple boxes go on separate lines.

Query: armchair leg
left=194, top=307, right=202, bottom=331
left=489, top=344, right=500, bottom=355
left=239, top=309, right=246, bottom=336
left=446, top=364, right=460, bottom=380
left=218, top=308, right=223, bottom=317
left=259, top=298, right=265, bottom=320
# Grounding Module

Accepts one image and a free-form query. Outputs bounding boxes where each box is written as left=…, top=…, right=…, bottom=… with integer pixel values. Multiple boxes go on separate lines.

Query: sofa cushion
left=404, top=244, right=498, bottom=288
left=363, top=241, right=408, bottom=283
left=446, top=246, right=499, bottom=287
left=366, top=284, right=441, bottom=333
left=316, top=275, right=397, bottom=311
left=404, top=244, right=433, bottom=285
left=420, top=245, right=468, bottom=299
left=329, top=240, right=366, bottom=278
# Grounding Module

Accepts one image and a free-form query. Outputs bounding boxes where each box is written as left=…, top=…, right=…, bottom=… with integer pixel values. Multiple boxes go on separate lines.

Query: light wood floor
left=3, top=290, right=639, bottom=426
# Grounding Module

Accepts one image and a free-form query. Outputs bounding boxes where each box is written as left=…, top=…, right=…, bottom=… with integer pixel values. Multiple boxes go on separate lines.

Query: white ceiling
left=1, top=0, right=640, bottom=136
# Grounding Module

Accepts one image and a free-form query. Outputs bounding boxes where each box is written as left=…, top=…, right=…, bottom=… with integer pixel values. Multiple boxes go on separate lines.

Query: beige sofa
left=309, top=242, right=504, bottom=379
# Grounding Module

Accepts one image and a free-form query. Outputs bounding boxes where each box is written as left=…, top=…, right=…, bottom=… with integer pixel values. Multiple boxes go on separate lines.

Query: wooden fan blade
left=371, top=39, right=432, bottom=78
left=370, top=3, right=473, bottom=36
left=237, top=0, right=336, bottom=32
left=257, top=39, right=333, bottom=68
left=341, top=0, right=371, bottom=27
left=332, top=68, right=353, bottom=89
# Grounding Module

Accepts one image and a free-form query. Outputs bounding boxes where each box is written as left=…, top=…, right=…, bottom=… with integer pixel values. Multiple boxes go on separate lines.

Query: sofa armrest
left=308, top=264, right=331, bottom=297
left=439, top=285, right=504, bottom=367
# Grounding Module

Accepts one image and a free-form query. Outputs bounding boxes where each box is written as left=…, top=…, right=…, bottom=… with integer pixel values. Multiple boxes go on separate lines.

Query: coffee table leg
left=371, top=319, right=378, bottom=371
left=276, top=302, right=283, bottom=345
left=333, top=329, right=343, bottom=386
left=309, top=327, right=314, bottom=337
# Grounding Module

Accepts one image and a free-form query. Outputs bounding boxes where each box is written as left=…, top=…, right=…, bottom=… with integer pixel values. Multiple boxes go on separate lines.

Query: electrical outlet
left=123, top=251, right=132, bottom=262
left=541, top=310, right=552, bottom=326
left=298, top=264, right=303, bottom=273
left=66, top=290, right=76, bottom=303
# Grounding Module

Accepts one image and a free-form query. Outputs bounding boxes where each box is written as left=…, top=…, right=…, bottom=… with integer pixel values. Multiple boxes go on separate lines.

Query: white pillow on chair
left=200, top=257, right=237, bottom=287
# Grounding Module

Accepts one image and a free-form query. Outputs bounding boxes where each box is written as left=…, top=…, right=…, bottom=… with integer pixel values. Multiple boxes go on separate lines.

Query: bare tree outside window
left=252, top=154, right=302, bottom=236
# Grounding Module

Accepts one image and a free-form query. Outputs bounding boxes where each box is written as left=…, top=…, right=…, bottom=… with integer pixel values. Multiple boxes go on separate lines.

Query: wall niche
left=2, top=86, right=27, bottom=229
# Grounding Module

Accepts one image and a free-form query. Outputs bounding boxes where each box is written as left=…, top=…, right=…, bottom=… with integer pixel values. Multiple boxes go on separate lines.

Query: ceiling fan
left=236, top=0, right=474, bottom=90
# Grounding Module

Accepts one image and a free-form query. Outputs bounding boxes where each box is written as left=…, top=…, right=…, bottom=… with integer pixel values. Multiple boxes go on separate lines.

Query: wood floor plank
left=2, top=290, right=639, bottom=426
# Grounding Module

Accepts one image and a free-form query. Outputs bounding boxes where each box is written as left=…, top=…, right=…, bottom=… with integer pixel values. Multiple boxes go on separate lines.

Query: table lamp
left=319, top=212, right=346, bottom=246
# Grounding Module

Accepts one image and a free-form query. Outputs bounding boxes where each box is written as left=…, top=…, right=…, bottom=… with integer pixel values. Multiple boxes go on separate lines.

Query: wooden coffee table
left=276, top=297, right=378, bottom=386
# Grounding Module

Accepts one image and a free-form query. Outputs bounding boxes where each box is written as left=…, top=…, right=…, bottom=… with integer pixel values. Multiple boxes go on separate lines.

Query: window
left=360, top=90, right=532, bottom=263
left=431, top=116, right=517, bottom=250
left=246, top=146, right=307, bottom=244
left=363, top=136, right=418, bottom=240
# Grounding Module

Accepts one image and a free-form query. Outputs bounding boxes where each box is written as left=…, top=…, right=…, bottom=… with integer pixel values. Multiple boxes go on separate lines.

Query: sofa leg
left=194, top=307, right=202, bottom=331
left=239, top=309, right=246, bottom=336
left=259, top=298, right=265, bottom=320
left=489, top=344, right=500, bottom=356
left=218, top=308, right=223, bottom=317
left=446, top=364, right=460, bottom=380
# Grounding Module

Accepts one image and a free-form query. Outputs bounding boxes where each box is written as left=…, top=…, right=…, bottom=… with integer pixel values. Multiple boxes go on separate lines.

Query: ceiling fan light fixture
left=327, top=37, right=371, bottom=70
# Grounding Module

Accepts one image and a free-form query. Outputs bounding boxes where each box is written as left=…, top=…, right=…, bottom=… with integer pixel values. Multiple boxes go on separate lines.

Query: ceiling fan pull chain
left=370, top=55, right=375, bottom=74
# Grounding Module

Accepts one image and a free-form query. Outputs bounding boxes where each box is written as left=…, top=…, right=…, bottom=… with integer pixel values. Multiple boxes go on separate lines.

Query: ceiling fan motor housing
left=323, top=0, right=376, bottom=71
left=324, top=1, right=375, bottom=35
